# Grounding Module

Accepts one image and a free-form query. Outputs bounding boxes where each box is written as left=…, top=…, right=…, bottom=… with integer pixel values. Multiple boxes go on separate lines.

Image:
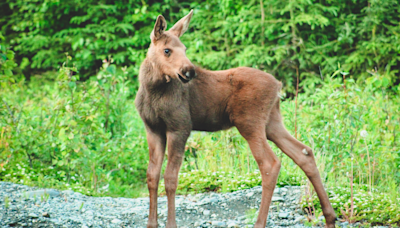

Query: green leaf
left=0, top=53, right=6, bottom=61
left=4, top=69, right=13, bottom=76
left=106, top=65, right=116, bottom=75
left=58, top=128, right=66, bottom=140
left=68, top=81, right=76, bottom=89
left=69, top=120, right=77, bottom=126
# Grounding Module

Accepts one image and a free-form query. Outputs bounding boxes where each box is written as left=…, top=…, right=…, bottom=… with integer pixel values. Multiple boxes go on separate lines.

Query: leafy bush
left=0, top=33, right=19, bottom=86
left=0, top=56, right=148, bottom=197
left=1, top=0, right=400, bottom=89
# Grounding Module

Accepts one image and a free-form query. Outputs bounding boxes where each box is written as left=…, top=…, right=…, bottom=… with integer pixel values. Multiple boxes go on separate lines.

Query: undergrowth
left=302, top=184, right=400, bottom=225
left=1, top=52, right=399, bottom=225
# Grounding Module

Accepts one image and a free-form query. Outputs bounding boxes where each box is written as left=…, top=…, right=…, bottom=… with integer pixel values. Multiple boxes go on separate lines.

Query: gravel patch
left=0, top=181, right=376, bottom=227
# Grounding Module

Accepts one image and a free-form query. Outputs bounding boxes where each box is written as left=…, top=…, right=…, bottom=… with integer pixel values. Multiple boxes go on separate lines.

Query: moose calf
left=135, top=9, right=336, bottom=228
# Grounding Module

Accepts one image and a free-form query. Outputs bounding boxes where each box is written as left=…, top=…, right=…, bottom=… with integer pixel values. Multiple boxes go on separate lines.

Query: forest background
left=1, top=0, right=399, bottom=225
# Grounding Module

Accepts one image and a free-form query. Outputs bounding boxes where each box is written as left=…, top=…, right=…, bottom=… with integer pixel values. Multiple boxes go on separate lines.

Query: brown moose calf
left=135, top=9, right=336, bottom=228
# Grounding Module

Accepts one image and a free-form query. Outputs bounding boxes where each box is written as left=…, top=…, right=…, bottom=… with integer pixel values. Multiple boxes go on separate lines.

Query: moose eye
left=164, top=49, right=171, bottom=55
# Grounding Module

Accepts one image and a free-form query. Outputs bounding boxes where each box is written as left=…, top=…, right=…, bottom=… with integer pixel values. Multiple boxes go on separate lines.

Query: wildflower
left=360, top=130, right=368, bottom=138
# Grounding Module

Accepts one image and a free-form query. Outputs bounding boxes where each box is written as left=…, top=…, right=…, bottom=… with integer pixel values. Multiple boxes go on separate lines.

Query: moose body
left=135, top=10, right=336, bottom=228
left=136, top=66, right=280, bottom=132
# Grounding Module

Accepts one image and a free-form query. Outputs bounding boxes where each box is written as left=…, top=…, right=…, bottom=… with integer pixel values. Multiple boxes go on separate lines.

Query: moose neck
left=139, top=58, right=187, bottom=96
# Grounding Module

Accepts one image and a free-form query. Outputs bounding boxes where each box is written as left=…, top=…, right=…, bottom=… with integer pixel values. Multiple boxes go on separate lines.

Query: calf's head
left=147, top=10, right=195, bottom=83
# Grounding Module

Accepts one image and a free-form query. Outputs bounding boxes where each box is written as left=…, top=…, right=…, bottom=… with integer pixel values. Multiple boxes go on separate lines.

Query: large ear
left=150, top=15, right=167, bottom=41
left=169, top=9, right=194, bottom=37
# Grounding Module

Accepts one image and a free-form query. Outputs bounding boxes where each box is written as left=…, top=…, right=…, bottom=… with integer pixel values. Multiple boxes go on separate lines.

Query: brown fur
left=135, top=10, right=336, bottom=228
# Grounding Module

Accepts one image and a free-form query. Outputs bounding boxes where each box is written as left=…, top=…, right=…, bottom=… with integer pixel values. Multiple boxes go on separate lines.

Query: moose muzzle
left=178, top=65, right=196, bottom=83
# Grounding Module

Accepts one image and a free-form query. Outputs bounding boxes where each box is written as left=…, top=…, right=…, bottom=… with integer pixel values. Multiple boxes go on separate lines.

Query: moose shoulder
left=135, top=9, right=336, bottom=228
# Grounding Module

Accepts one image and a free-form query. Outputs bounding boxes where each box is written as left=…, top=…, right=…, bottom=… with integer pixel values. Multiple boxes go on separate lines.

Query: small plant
left=4, top=196, right=9, bottom=209
left=23, top=192, right=28, bottom=200
left=274, top=202, right=280, bottom=213
left=245, top=208, right=258, bottom=224
left=302, top=181, right=322, bottom=225
left=79, top=202, right=84, bottom=211
left=41, top=192, right=50, bottom=203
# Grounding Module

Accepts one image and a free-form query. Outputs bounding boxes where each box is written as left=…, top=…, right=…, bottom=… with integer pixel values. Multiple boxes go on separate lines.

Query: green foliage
left=159, top=169, right=302, bottom=195
left=294, top=72, right=400, bottom=187
left=245, top=208, right=258, bottom=225
left=0, top=34, right=19, bottom=87
left=1, top=0, right=399, bottom=88
left=0, top=56, right=148, bottom=197
left=302, top=185, right=400, bottom=225
left=1, top=1, right=400, bottom=224
left=0, top=55, right=399, bottom=225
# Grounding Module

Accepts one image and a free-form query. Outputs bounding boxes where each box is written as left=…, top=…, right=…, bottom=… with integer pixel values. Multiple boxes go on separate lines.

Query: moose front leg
left=146, top=129, right=166, bottom=228
left=164, top=131, right=190, bottom=228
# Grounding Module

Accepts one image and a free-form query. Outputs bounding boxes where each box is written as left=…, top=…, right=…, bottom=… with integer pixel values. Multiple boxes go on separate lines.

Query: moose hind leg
left=266, top=108, right=336, bottom=227
left=236, top=125, right=281, bottom=228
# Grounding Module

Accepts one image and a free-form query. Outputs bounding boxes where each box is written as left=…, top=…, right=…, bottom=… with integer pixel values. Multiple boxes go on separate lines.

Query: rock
left=28, top=213, right=38, bottom=218
left=252, top=186, right=262, bottom=193
left=278, top=212, right=289, bottom=218
left=293, top=225, right=303, bottom=228
left=227, top=221, right=240, bottom=227
left=341, top=221, right=349, bottom=227
left=25, top=189, right=60, bottom=198
left=209, top=197, right=219, bottom=203
left=211, top=221, right=226, bottom=227
left=271, top=196, right=284, bottom=202
left=294, top=215, right=304, bottom=223
left=246, top=192, right=254, bottom=198
left=1, top=182, right=341, bottom=228
left=62, top=190, right=75, bottom=195
left=111, top=218, right=122, bottom=224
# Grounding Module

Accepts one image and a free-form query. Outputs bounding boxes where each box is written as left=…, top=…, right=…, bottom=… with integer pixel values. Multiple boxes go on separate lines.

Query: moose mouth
left=177, top=73, right=190, bottom=83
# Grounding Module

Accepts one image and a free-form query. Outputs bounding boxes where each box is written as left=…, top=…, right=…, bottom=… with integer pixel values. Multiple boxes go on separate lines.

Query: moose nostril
left=182, top=66, right=196, bottom=79
left=190, top=69, right=196, bottom=78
